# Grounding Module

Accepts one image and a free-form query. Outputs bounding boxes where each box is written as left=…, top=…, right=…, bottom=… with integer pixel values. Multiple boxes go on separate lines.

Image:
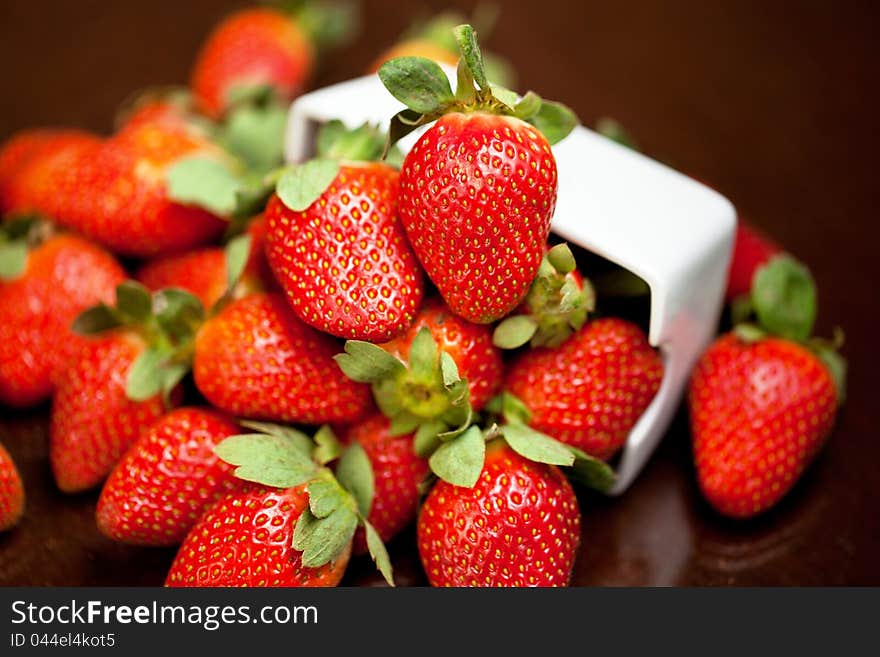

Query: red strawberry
left=380, top=297, right=503, bottom=412
left=166, top=483, right=350, bottom=587
left=0, top=443, right=25, bottom=531
left=193, top=292, right=371, bottom=424
left=417, top=441, right=581, bottom=587
left=339, top=414, right=428, bottom=553
left=505, top=318, right=664, bottom=460
left=725, top=221, right=782, bottom=302
left=50, top=332, right=171, bottom=493
left=689, top=335, right=837, bottom=518
left=380, top=26, right=576, bottom=323
left=0, top=229, right=126, bottom=407
left=96, top=407, right=242, bottom=546
left=190, top=8, right=314, bottom=119
left=0, top=129, right=83, bottom=212
left=266, top=151, right=424, bottom=341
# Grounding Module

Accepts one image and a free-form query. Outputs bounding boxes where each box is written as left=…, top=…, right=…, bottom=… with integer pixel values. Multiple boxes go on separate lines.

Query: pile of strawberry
left=0, top=4, right=845, bottom=587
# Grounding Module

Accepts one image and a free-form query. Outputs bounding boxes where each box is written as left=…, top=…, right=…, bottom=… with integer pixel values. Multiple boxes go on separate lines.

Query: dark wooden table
left=1, top=0, right=877, bottom=586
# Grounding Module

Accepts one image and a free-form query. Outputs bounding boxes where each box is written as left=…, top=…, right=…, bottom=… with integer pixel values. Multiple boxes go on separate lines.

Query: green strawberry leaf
left=501, top=423, right=575, bottom=467
left=334, top=340, right=406, bottom=383
left=493, top=315, right=538, bottom=349
left=453, top=24, right=488, bottom=90
left=386, top=109, right=429, bottom=153
left=413, top=420, right=447, bottom=457
left=363, top=520, right=395, bottom=586
left=595, top=117, right=638, bottom=150
left=336, top=442, right=374, bottom=518
left=490, top=84, right=519, bottom=110
left=220, top=101, right=287, bottom=172
left=0, top=241, right=27, bottom=281
left=439, top=351, right=461, bottom=386
left=377, top=56, right=455, bottom=115
left=317, top=121, right=387, bottom=163
left=568, top=446, right=616, bottom=492
left=513, top=91, right=542, bottom=120
left=297, top=505, right=359, bottom=568
left=387, top=412, right=422, bottom=437
left=308, top=474, right=346, bottom=519
left=276, top=159, right=340, bottom=212
left=159, top=362, right=188, bottom=406
left=238, top=420, right=315, bottom=457
left=70, top=304, right=123, bottom=335
left=315, top=120, right=348, bottom=157
left=152, top=288, right=205, bottom=343
left=115, top=281, right=153, bottom=323
left=313, top=425, right=342, bottom=465
left=455, top=59, right=477, bottom=104
left=752, top=254, right=817, bottom=342
left=428, top=425, right=485, bottom=488
left=292, top=507, right=320, bottom=553
left=409, top=327, right=439, bottom=381
left=215, top=433, right=319, bottom=488
left=529, top=100, right=579, bottom=145
left=224, top=82, right=274, bottom=108
left=547, top=243, right=577, bottom=274
left=167, top=157, right=241, bottom=217
left=224, top=233, right=252, bottom=291
left=125, top=347, right=166, bottom=402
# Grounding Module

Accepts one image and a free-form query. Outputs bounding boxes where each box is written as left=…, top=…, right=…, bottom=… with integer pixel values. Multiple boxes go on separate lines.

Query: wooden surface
left=0, top=0, right=878, bottom=586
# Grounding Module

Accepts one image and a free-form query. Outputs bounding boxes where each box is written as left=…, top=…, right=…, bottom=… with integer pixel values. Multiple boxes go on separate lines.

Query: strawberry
left=417, top=441, right=581, bottom=587
left=0, top=443, right=25, bottom=531
left=267, top=123, right=424, bottom=341
left=493, top=242, right=595, bottom=350
left=379, top=24, right=577, bottom=323
left=168, top=423, right=394, bottom=586
left=0, top=129, right=81, bottom=212
left=725, top=221, right=782, bottom=302
left=50, top=282, right=204, bottom=492
left=96, top=407, right=242, bottom=546
left=137, top=215, right=273, bottom=309
left=193, top=292, right=371, bottom=425
left=689, top=255, right=844, bottom=518
left=339, top=414, right=428, bottom=553
left=0, top=225, right=126, bottom=407
left=505, top=318, right=664, bottom=460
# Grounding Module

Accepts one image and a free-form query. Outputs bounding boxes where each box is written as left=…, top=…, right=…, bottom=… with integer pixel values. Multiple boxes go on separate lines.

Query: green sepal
left=167, top=157, right=242, bottom=217
left=0, top=241, right=27, bottom=281
left=596, top=117, right=638, bottom=150
left=71, top=304, right=123, bottom=336
left=733, top=323, right=767, bottom=343
left=409, top=327, right=439, bottom=381
left=334, top=340, right=406, bottom=383
left=316, top=120, right=387, bottom=163
left=529, top=100, right=579, bottom=145
left=810, top=328, right=847, bottom=403
left=224, top=233, right=252, bottom=291
left=363, top=520, right=394, bottom=586
left=377, top=56, right=455, bottom=115
left=388, top=412, right=422, bottom=437
left=290, top=0, right=359, bottom=51
left=115, top=281, right=153, bottom=324
left=294, top=505, right=358, bottom=569
left=547, top=243, right=577, bottom=274
left=313, top=425, right=342, bottom=465
left=439, top=351, right=461, bottom=386
left=453, top=24, right=488, bottom=90
left=219, top=100, right=287, bottom=173
left=125, top=347, right=168, bottom=402
left=276, top=158, right=341, bottom=212
left=493, top=315, right=538, bottom=349
left=428, top=425, right=485, bottom=488
left=238, top=420, right=315, bottom=457
left=307, top=473, right=346, bottom=519
left=751, top=254, right=817, bottom=341
left=413, top=420, right=446, bottom=457
left=152, top=288, right=205, bottom=343
left=486, top=391, right=532, bottom=426
left=214, top=433, right=319, bottom=488
left=501, top=423, right=575, bottom=467
left=335, top=442, right=374, bottom=518
left=567, top=446, right=617, bottom=493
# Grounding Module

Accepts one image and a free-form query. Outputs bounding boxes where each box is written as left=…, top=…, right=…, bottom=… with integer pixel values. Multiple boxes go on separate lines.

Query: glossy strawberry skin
left=0, top=234, right=126, bottom=407
left=0, top=443, right=25, bottom=532
left=380, top=297, right=504, bottom=412
left=725, top=222, right=781, bottom=301
left=506, top=318, right=664, bottom=460
left=96, top=408, right=242, bottom=546
left=166, top=483, right=350, bottom=587
left=194, top=292, right=372, bottom=425
left=688, top=334, right=837, bottom=518
left=49, top=332, right=172, bottom=493
left=398, top=113, right=558, bottom=324
left=266, top=165, right=424, bottom=342
left=190, top=8, right=313, bottom=119
left=418, top=443, right=580, bottom=587
left=339, top=414, right=428, bottom=553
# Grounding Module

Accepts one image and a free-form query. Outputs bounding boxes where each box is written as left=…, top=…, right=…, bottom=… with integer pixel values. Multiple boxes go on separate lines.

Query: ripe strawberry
left=0, top=443, right=25, bottom=531
left=137, top=215, right=273, bottom=309
left=380, top=297, right=503, bottom=412
left=339, top=414, right=428, bottom=553
left=193, top=292, right=371, bottom=424
left=166, top=483, right=350, bottom=587
left=0, top=228, right=126, bottom=407
left=505, top=318, right=664, bottom=460
left=190, top=8, right=316, bottom=119
left=725, top=221, right=782, bottom=302
left=379, top=25, right=577, bottom=323
left=96, top=407, right=242, bottom=545
left=50, top=332, right=170, bottom=493
left=689, top=255, right=843, bottom=518
left=417, top=441, right=581, bottom=587
left=267, top=126, right=425, bottom=341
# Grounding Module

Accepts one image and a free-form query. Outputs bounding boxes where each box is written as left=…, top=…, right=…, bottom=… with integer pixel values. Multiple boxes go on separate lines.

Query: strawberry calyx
left=493, top=243, right=595, bottom=349
left=0, top=216, right=55, bottom=281
left=379, top=23, right=578, bottom=149
left=733, top=254, right=847, bottom=400
left=71, top=281, right=205, bottom=405
left=277, top=0, right=359, bottom=52
left=214, top=421, right=394, bottom=585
